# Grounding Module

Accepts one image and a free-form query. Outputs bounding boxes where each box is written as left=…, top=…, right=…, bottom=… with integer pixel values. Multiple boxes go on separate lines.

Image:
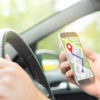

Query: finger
left=0, top=58, right=12, bottom=68
left=5, top=54, right=12, bottom=61
left=60, top=61, right=70, bottom=74
left=65, top=69, right=76, bottom=84
left=59, top=44, right=64, bottom=50
left=83, top=46, right=98, bottom=61
left=59, top=51, right=67, bottom=62
left=87, top=58, right=95, bottom=73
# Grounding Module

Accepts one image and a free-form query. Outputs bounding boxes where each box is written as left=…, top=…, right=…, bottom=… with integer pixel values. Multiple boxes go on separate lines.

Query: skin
left=0, top=47, right=100, bottom=100
left=59, top=46, right=100, bottom=98
left=0, top=55, right=49, bottom=100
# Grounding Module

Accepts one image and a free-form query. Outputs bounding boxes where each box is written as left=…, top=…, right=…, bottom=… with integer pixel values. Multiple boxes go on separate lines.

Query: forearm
left=32, top=84, right=50, bottom=100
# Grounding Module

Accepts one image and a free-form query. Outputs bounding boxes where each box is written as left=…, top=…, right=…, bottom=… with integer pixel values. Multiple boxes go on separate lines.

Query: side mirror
left=35, top=49, right=60, bottom=71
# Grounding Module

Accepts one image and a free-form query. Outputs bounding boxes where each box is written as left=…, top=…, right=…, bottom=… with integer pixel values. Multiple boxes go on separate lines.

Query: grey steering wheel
left=0, top=29, right=55, bottom=100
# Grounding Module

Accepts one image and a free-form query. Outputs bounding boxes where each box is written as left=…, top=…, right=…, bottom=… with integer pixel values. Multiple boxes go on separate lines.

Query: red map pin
left=66, top=43, right=72, bottom=53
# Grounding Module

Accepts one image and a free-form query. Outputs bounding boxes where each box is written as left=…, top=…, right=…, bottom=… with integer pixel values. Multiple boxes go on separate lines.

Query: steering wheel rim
left=0, top=28, right=55, bottom=100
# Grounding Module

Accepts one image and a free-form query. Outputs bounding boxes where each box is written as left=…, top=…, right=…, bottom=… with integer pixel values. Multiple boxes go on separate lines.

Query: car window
left=37, top=12, right=100, bottom=71
left=0, top=0, right=81, bottom=34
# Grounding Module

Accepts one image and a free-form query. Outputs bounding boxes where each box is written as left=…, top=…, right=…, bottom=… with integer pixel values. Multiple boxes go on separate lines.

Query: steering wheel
left=0, top=29, right=55, bottom=100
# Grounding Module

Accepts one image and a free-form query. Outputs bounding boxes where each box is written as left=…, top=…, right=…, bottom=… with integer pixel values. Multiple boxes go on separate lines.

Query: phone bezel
left=58, top=32, right=94, bottom=86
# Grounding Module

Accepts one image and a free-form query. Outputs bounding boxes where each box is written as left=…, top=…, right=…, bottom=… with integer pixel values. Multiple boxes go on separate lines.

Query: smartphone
left=58, top=32, right=94, bottom=86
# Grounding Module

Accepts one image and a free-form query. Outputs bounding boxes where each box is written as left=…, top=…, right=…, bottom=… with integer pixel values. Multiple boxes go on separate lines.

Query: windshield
left=0, top=0, right=81, bottom=34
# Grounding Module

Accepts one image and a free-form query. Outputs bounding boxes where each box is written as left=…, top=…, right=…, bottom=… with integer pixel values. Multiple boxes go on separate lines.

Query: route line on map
left=72, top=53, right=84, bottom=73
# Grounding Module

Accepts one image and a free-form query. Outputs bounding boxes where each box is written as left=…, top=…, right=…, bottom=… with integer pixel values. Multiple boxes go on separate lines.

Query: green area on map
left=62, top=37, right=90, bottom=70
left=71, top=62, right=75, bottom=70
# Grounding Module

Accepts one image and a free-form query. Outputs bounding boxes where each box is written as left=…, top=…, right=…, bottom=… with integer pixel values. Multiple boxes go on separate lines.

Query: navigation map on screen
left=61, top=36, right=93, bottom=81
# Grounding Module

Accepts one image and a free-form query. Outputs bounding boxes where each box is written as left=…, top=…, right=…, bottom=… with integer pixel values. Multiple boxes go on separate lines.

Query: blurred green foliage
left=37, top=29, right=63, bottom=54
left=0, top=0, right=100, bottom=53
left=0, top=0, right=55, bottom=33
left=37, top=13, right=100, bottom=53
left=80, top=18, right=100, bottom=53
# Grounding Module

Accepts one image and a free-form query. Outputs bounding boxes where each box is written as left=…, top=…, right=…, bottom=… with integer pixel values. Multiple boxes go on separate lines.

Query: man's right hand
left=59, top=47, right=100, bottom=98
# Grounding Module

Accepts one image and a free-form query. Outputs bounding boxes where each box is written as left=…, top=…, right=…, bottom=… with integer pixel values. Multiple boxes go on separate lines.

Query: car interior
left=0, top=0, right=100, bottom=100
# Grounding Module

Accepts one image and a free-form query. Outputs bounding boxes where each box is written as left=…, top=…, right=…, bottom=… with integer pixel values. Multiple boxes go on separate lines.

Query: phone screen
left=61, top=34, right=93, bottom=81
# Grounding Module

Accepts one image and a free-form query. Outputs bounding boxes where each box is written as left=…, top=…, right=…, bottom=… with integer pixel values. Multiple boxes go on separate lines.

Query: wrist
left=33, top=84, right=50, bottom=100
left=95, top=88, right=100, bottom=99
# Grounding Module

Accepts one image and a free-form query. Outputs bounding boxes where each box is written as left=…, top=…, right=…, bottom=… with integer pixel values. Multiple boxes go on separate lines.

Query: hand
left=59, top=47, right=100, bottom=98
left=0, top=55, right=49, bottom=100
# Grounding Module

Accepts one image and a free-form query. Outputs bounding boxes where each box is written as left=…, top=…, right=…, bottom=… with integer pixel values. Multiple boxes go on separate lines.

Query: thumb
left=5, top=54, right=12, bottom=61
left=83, top=46, right=98, bottom=61
left=60, top=44, right=64, bottom=50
